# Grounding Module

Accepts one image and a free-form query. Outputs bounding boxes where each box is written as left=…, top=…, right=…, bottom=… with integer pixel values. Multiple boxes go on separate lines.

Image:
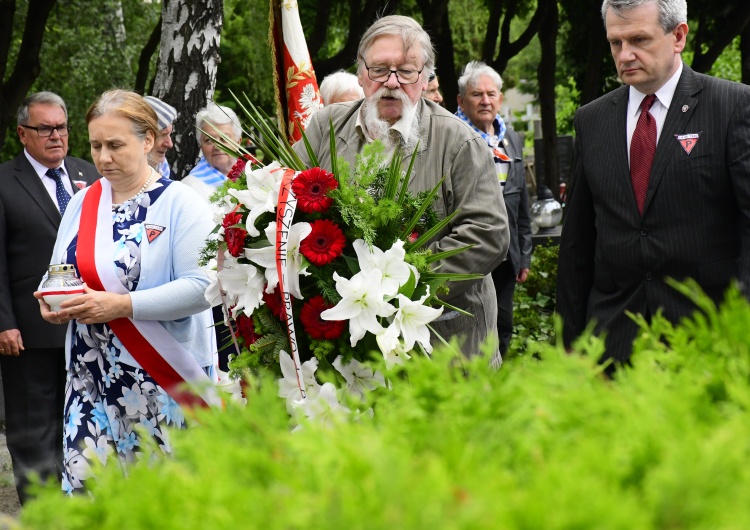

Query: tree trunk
left=0, top=0, right=58, bottom=152
left=580, top=22, right=607, bottom=104
left=537, top=0, right=559, bottom=198
left=415, top=0, right=456, bottom=112
left=152, top=0, right=224, bottom=180
left=135, top=15, right=162, bottom=95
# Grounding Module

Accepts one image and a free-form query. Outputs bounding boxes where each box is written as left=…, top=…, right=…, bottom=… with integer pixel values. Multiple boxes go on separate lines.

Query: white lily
left=291, top=382, right=350, bottom=428
left=212, top=195, right=239, bottom=226
left=376, top=323, right=412, bottom=370
left=227, top=161, right=284, bottom=237
left=332, top=356, right=386, bottom=400
left=353, top=239, right=417, bottom=297
left=277, top=350, right=321, bottom=413
left=393, top=289, right=443, bottom=353
left=321, top=269, right=396, bottom=346
left=244, top=221, right=311, bottom=299
left=204, top=256, right=265, bottom=318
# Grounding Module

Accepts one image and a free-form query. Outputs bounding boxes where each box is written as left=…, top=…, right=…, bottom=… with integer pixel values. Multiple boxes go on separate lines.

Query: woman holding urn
left=34, top=89, right=218, bottom=493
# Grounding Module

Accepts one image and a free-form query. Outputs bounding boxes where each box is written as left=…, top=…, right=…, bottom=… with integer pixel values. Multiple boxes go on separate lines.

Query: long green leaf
left=406, top=208, right=459, bottom=250
left=397, top=143, right=419, bottom=203
left=399, top=176, right=446, bottom=241
left=423, top=245, right=475, bottom=264
left=420, top=272, right=484, bottom=282
left=384, top=149, right=404, bottom=200
left=299, top=125, right=320, bottom=168
left=328, top=118, right=338, bottom=179
left=428, top=298, right=474, bottom=316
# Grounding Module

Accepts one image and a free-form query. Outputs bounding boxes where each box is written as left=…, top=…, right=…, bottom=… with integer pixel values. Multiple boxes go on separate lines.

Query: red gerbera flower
left=234, top=314, right=259, bottom=345
left=299, top=219, right=346, bottom=266
left=263, top=287, right=287, bottom=319
left=300, top=296, right=346, bottom=340
left=292, top=167, right=338, bottom=213
left=225, top=227, right=247, bottom=257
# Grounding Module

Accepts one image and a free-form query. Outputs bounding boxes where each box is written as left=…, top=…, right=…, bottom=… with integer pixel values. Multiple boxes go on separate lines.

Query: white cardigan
left=47, top=178, right=217, bottom=369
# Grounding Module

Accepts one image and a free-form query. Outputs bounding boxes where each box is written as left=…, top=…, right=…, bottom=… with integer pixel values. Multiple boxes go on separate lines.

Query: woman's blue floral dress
left=61, top=178, right=187, bottom=493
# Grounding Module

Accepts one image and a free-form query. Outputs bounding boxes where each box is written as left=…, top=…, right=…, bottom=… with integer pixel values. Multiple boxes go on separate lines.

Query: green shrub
left=18, top=283, right=750, bottom=529
left=509, top=242, right=558, bottom=358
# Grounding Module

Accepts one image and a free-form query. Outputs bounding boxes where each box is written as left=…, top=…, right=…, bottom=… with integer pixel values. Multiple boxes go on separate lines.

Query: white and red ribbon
left=77, top=179, right=220, bottom=409
left=275, top=168, right=306, bottom=399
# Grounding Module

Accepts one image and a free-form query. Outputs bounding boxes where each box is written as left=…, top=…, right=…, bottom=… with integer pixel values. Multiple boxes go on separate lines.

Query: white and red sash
left=77, top=179, right=219, bottom=409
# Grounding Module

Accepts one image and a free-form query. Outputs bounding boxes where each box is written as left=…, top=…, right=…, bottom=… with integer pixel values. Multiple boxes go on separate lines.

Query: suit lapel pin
left=681, top=105, right=689, bottom=113
left=503, top=138, right=509, bottom=146
left=675, top=132, right=700, bottom=155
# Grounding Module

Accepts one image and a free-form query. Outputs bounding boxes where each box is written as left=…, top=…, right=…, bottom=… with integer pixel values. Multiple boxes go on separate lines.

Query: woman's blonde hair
left=86, top=89, right=160, bottom=141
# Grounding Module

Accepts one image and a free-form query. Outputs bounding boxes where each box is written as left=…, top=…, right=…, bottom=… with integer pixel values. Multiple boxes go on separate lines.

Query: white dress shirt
left=24, top=150, right=75, bottom=212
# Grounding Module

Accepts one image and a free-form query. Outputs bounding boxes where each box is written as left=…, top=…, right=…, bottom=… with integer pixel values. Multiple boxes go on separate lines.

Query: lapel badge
left=681, top=105, right=689, bottom=113
left=675, top=132, right=700, bottom=155
left=503, top=138, right=509, bottom=146
left=145, top=224, right=165, bottom=243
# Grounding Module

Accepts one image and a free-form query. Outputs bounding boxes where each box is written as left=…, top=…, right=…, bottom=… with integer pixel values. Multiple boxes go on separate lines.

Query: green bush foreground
left=19, top=283, right=750, bottom=529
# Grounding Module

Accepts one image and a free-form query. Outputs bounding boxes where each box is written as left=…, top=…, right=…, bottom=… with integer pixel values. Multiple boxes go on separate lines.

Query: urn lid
left=48, top=264, right=77, bottom=275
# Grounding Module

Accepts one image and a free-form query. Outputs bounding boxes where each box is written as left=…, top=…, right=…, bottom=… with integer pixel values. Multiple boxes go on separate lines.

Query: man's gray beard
left=362, top=89, right=421, bottom=154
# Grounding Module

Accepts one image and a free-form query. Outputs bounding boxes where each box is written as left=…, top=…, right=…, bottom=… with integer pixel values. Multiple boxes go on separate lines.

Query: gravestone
left=533, top=135, right=575, bottom=190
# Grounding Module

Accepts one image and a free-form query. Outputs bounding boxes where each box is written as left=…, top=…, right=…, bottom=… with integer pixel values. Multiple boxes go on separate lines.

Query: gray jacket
left=293, top=99, right=510, bottom=358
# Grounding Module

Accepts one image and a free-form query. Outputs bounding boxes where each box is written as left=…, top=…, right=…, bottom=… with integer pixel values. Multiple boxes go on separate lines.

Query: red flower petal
left=225, top=227, right=247, bottom=257
left=263, top=288, right=286, bottom=319
left=299, top=219, right=346, bottom=266
left=300, top=296, right=346, bottom=340
left=222, top=211, right=243, bottom=230
left=227, top=158, right=247, bottom=182
left=235, top=314, right=259, bottom=345
left=292, top=167, right=338, bottom=213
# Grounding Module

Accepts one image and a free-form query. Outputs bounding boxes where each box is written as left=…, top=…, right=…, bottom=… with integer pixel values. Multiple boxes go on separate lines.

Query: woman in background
left=181, top=103, right=243, bottom=201
left=34, top=89, right=217, bottom=493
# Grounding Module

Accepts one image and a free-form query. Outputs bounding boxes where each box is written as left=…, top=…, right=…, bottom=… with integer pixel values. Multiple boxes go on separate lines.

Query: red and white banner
left=269, top=0, right=323, bottom=143
left=77, top=179, right=220, bottom=409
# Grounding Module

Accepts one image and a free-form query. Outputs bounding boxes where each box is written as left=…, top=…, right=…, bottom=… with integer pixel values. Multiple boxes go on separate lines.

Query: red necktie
left=630, top=94, right=657, bottom=215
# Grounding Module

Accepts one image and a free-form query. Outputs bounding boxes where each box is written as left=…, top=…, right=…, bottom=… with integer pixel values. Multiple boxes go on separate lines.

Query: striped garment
left=455, top=107, right=506, bottom=145
left=157, top=159, right=171, bottom=179
left=186, top=156, right=227, bottom=187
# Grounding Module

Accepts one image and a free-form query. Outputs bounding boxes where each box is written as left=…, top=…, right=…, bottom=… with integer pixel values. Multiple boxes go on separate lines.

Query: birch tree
left=152, top=0, right=224, bottom=180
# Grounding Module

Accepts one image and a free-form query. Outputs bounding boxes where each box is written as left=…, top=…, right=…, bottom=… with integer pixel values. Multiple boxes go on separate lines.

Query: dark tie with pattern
left=630, top=94, right=657, bottom=215
left=46, top=167, right=71, bottom=215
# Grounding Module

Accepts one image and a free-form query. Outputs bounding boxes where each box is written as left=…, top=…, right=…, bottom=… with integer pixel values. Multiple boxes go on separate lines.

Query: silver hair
left=319, top=71, right=364, bottom=104
left=601, top=0, right=687, bottom=32
left=17, top=92, right=68, bottom=126
left=195, top=103, right=242, bottom=143
left=356, top=15, right=435, bottom=77
left=457, top=61, right=503, bottom=97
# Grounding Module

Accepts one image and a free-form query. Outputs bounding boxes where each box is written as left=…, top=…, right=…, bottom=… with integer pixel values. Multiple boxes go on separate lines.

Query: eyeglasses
left=20, top=124, right=71, bottom=137
left=363, top=62, right=424, bottom=84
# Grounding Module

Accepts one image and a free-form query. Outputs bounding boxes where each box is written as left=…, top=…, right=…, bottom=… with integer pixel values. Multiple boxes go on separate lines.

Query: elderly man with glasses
left=293, top=15, right=509, bottom=365
left=0, top=91, right=98, bottom=504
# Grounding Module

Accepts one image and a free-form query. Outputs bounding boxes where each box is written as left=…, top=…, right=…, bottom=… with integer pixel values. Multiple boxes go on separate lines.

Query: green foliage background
left=17, top=282, right=750, bottom=529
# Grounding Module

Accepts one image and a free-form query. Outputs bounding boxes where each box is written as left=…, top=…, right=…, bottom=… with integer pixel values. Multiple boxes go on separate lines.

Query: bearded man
left=293, top=15, right=510, bottom=364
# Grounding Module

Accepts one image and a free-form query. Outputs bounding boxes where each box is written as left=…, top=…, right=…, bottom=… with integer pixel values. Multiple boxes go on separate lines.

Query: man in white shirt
left=0, top=92, right=98, bottom=503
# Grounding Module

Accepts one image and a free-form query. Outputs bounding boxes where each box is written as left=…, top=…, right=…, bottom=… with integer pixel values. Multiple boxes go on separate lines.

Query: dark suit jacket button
left=640, top=228, right=649, bottom=236
left=645, top=272, right=653, bottom=281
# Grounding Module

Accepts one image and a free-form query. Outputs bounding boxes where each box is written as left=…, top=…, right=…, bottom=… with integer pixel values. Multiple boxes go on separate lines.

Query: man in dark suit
left=557, top=0, right=750, bottom=365
left=0, top=92, right=98, bottom=503
left=455, top=61, right=532, bottom=359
